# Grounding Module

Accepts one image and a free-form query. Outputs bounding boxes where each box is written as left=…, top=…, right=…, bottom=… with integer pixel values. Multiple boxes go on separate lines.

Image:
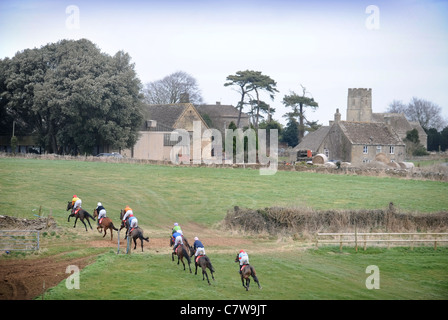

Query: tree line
left=0, top=39, right=144, bottom=154
left=1, top=39, right=446, bottom=154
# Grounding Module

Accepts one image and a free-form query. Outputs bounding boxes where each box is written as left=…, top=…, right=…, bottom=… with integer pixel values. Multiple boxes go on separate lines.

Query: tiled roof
left=338, top=121, right=404, bottom=145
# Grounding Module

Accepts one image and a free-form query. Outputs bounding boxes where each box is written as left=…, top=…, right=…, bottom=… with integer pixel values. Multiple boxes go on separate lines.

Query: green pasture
left=1, top=158, right=447, bottom=228
left=1, top=158, right=448, bottom=300
left=41, top=247, right=448, bottom=300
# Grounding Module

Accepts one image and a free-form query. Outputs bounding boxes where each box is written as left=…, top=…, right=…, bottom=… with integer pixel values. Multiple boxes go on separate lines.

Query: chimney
left=180, top=93, right=190, bottom=103
left=216, top=101, right=221, bottom=105
left=334, top=108, right=341, bottom=123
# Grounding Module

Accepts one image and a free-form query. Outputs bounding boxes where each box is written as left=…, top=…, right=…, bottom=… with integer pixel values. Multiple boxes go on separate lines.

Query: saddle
left=99, top=218, right=104, bottom=224
left=240, top=264, right=250, bottom=272
left=73, top=208, right=81, bottom=215
left=195, top=254, right=205, bottom=263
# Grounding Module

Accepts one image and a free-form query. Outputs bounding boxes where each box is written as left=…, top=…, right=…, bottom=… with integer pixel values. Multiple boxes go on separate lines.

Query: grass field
left=1, top=157, right=447, bottom=301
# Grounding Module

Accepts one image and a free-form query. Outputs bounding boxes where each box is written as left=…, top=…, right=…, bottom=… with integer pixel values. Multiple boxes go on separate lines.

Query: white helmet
left=97, top=202, right=102, bottom=207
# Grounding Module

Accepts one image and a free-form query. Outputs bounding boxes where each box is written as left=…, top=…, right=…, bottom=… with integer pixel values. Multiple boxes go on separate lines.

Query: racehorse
left=66, top=201, right=95, bottom=232
left=170, top=237, right=192, bottom=273
left=128, top=227, right=149, bottom=252
left=93, top=208, right=118, bottom=241
left=235, top=254, right=262, bottom=291
left=119, top=209, right=149, bottom=251
left=191, top=252, right=215, bottom=285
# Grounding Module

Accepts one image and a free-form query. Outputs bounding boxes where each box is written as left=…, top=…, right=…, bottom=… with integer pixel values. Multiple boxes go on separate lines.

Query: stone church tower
left=346, top=88, right=372, bottom=122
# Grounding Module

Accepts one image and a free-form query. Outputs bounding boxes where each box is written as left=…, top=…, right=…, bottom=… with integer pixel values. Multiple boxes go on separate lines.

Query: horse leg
left=86, top=217, right=93, bottom=230
left=253, top=275, right=262, bottom=289
left=195, top=261, right=198, bottom=275
left=246, top=278, right=250, bottom=291
left=181, top=258, right=186, bottom=271
left=110, top=227, right=113, bottom=241
left=172, top=252, right=175, bottom=262
left=209, top=266, right=215, bottom=281
left=79, top=218, right=88, bottom=232
left=103, top=227, right=107, bottom=238
left=203, top=268, right=210, bottom=285
left=133, top=237, right=137, bottom=250
left=73, top=216, right=78, bottom=228
left=140, top=238, right=144, bottom=252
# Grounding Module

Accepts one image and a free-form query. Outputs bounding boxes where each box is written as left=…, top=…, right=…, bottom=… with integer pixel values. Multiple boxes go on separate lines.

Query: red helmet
left=73, top=195, right=77, bottom=198
left=239, top=249, right=245, bottom=253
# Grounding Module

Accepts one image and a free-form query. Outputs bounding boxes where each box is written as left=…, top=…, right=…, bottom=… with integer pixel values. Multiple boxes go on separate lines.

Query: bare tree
left=144, top=71, right=203, bottom=105
left=387, top=97, right=446, bottom=131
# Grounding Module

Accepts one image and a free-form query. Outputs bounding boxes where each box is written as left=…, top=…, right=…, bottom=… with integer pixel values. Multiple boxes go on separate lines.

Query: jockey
left=96, top=202, right=106, bottom=225
left=129, top=216, right=138, bottom=234
left=172, top=222, right=182, bottom=235
left=237, top=249, right=249, bottom=273
left=71, top=195, right=82, bottom=214
left=172, top=231, right=183, bottom=253
left=122, top=205, right=136, bottom=235
left=193, top=236, right=205, bottom=257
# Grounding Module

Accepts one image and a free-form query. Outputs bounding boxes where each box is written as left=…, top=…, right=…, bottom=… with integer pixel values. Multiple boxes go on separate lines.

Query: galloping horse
left=93, top=208, right=118, bottom=241
left=235, top=254, right=262, bottom=291
left=191, top=251, right=215, bottom=285
left=170, top=237, right=192, bottom=273
left=119, top=209, right=149, bottom=251
left=66, top=201, right=95, bottom=232
left=128, top=227, right=149, bottom=252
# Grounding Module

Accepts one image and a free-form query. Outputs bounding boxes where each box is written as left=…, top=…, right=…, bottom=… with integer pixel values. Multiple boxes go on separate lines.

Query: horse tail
left=85, top=211, right=95, bottom=221
left=249, top=265, right=256, bottom=276
left=110, top=222, right=118, bottom=231
left=183, top=247, right=191, bottom=264
left=205, top=256, right=215, bottom=272
left=138, top=230, right=149, bottom=242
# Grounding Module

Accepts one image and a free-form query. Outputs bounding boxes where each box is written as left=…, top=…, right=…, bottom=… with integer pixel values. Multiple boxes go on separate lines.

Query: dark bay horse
left=235, top=254, right=262, bottom=291
left=128, top=227, right=149, bottom=252
left=66, top=201, right=95, bottom=232
left=191, top=252, right=215, bottom=285
left=170, top=237, right=192, bottom=273
left=119, top=209, right=149, bottom=251
left=93, top=208, right=118, bottom=241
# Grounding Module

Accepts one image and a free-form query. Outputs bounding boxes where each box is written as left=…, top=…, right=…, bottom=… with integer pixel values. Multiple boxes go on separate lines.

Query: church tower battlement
left=346, top=88, right=372, bottom=122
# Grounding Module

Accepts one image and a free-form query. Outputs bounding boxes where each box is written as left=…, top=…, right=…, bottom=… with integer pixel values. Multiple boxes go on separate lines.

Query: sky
left=1, top=0, right=447, bottom=127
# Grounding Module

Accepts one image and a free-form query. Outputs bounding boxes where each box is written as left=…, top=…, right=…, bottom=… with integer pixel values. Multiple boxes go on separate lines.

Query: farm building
left=122, top=103, right=211, bottom=161
left=195, top=102, right=251, bottom=136
left=292, top=88, right=425, bottom=165
left=293, top=108, right=406, bottom=165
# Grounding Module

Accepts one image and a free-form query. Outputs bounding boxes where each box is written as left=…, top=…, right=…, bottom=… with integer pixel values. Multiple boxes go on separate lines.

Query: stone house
left=293, top=109, right=406, bottom=165
left=195, top=102, right=251, bottom=136
left=122, top=103, right=210, bottom=161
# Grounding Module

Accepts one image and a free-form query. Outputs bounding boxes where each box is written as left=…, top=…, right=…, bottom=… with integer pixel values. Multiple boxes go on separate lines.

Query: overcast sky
left=1, top=0, right=447, bottom=127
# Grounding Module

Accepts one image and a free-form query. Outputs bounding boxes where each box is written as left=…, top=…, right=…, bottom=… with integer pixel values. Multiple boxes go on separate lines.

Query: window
left=324, top=148, right=329, bottom=158
left=164, top=133, right=180, bottom=146
left=376, top=146, right=381, bottom=153
left=389, top=146, right=395, bottom=154
left=363, top=145, right=368, bottom=154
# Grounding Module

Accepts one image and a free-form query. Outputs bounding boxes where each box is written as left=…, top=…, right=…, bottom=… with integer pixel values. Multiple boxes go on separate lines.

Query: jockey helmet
left=240, top=249, right=245, bottom=253
left=174, top=222, right=178, bottom=226
left=194, top=237, right=198, bottom=241
left=97, top=202, right=102, bottom=206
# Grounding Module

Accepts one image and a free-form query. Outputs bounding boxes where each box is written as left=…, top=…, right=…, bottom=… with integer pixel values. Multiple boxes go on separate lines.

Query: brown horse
left=66, top=201, right=95, bottom=231
left=128, top=227, right=149, bottom=252
left=118, top=210, right=149, bottom=251
left=170, top=237, right=192, bottom=273
left=235, top=254, right=262, bottom=291
left=192, top=253, right=215, bottom=285
left=93, top=209, right=118, bottom=241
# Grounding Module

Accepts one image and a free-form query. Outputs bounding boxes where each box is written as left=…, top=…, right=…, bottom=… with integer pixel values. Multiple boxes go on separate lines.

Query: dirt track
left=0, top=219, right=251, bottom=300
